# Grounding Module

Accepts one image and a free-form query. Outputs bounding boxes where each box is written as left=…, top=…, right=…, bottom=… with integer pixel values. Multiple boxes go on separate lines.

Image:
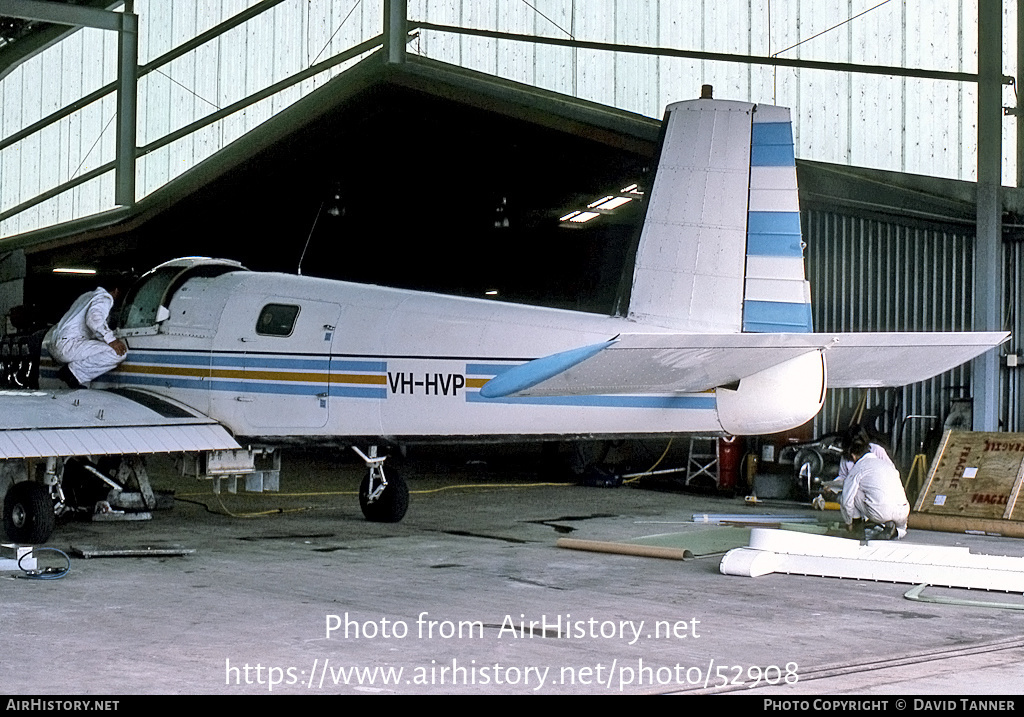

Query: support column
left=115, top=4, right=139, bottom=207
left=1019, top=0, right=1024, bottom=189
left=384, top=0, right=407, bottom=65
left=974, top=0, right=1004, bottom=432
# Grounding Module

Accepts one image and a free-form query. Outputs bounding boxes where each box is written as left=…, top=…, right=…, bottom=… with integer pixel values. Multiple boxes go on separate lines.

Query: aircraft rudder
left=742, top=104, right=813, bottom=333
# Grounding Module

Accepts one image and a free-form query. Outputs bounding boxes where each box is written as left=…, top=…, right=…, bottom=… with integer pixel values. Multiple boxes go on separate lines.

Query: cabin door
left=213, top=295, right=340, bottom=432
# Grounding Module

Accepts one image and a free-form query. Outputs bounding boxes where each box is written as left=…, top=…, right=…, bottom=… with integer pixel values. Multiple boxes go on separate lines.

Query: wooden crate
left=913, top=431, right=1024, bottom=521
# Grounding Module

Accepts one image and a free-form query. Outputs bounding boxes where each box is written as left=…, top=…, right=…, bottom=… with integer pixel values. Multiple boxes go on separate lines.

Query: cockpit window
left=256, top=304, right=300, bottom=337
left=120, top=267, right=178, bottom=329
left=119, top=262, right=245, bottom=330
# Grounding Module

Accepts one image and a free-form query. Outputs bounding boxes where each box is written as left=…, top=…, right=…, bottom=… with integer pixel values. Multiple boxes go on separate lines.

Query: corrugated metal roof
left=4, top=0, right=996, bottom=243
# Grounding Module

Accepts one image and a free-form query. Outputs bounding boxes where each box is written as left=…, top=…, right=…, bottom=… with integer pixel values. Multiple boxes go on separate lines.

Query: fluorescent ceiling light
left=560, top=182, right=643, bottom=226
left=590, top=196, right=633, bottom=211
left=52, top=268, right=97, bottom=274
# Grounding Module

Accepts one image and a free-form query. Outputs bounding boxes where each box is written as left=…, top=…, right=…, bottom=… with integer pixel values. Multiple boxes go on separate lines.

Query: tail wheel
left=359, top=468, right=409, bottom=523
left=3, top=481, right=56, bottom=544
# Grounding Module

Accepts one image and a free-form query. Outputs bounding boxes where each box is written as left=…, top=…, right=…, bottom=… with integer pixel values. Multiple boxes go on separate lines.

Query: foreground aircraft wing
left=479, top=331, right=1010, bottom=398
left=0, top=387, right=239, bottom=459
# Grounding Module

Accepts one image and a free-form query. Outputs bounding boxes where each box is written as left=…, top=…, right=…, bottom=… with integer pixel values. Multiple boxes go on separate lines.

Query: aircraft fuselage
left=82, top=258, right=824, bottom=443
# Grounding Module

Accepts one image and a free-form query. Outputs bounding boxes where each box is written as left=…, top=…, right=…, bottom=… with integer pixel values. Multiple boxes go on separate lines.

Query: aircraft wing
left=479, top=331, right=1010, bottom=398
left=0, top=387, right=239, bottom=459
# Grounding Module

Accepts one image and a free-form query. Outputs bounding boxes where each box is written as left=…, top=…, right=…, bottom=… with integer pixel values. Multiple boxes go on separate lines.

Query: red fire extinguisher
left=718, top=436, right=741, bottom=492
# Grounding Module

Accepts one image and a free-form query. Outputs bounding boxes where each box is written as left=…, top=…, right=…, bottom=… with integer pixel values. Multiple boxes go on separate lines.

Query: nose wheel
left=352, top=446, right=409, bottom=523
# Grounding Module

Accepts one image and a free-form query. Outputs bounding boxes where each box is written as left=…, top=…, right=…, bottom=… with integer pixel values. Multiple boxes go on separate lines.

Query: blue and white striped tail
left=626, top=96, right=812, bottom=334
left=743, top=106, right=813, bottom=333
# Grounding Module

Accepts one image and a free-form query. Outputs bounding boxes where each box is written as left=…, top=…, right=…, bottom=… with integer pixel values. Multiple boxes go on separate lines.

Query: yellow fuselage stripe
left=114, top=364, right=386, bottom=385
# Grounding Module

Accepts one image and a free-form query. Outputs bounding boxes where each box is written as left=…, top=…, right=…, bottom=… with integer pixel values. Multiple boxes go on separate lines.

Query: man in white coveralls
left=46, top=278, right=129, bottom=388
left=817, top=426, right=896, bottom=502
left=840, top=431, right=910, bottom=540
left=837, top=427, right=895, bottom=484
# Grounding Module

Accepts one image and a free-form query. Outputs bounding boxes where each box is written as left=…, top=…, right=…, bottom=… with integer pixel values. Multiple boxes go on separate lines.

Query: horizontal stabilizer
left=821, top=332, right=1009, bottom=387
left=480, top=331, right=1009, bottom=398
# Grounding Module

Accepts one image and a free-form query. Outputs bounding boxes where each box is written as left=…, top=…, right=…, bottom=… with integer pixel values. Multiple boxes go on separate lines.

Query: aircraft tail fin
left=626, top=97, right=812, bottom=333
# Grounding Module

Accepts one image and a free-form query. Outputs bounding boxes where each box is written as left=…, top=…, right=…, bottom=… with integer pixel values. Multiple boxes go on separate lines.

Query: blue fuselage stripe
left=333, top=359, right=388, bottom=372
left=104, top=351, right=717, bottom=410
left=466, top=393, right=716, bottom=409
left=465, top=363, right=517, bottom=376
left=127, top=352, right=383, bottom=371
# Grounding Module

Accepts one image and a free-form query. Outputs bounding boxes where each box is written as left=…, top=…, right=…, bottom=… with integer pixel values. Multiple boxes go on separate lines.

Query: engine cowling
left=715, top=351, right=826, bottom=435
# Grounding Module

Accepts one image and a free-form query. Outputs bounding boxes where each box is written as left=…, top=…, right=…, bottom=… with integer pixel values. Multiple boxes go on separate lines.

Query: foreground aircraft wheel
left=359, top=469, right=409, bottom=523
left=3, top=481, right=56, bottom=544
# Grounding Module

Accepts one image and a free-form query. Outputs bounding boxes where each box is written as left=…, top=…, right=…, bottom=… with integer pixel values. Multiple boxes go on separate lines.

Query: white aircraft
left=0, top=97, right=1008, bottom=543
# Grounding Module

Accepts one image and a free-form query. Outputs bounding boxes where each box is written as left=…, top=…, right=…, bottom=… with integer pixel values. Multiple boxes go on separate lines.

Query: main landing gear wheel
left=3, top=481, right=56, bottom=544
left=359, top=468, right=409, bottom=523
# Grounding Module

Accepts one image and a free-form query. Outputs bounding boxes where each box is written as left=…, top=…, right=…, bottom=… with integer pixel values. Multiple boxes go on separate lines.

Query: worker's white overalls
left=45, top=288, right=126, bottom=384
left=840, top=453, right=910, bottom=538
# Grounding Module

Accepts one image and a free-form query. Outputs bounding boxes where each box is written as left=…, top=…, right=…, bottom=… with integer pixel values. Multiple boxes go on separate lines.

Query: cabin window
left=256, top=304, right=300, bottom=336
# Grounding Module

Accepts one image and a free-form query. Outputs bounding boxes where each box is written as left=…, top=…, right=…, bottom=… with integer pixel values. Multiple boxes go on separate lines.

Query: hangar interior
left=3, top=1, right=1024, bottom=698
left=0, top=6, right=1020, bottom=470
left=2, top=4, right=1022, bottom=471
left=0, top=1, right=1020, bottom=473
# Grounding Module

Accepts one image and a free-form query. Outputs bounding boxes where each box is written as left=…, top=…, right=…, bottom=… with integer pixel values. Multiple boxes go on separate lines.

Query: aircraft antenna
left=296, top=200, right=325, bottom=276
left=297, top=190, right=342, bottom=276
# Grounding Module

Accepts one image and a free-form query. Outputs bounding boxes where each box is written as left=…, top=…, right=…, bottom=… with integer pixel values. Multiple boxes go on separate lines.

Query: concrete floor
left=2, top=448, right=1023, bottom=696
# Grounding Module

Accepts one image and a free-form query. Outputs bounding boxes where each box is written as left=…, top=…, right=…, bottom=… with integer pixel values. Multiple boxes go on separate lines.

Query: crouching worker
left=840, top=431, right=910, bottom=540
left=46, top=275, right=130, bottom=388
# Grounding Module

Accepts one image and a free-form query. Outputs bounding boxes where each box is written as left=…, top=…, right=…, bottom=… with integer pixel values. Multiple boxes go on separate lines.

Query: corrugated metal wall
left=0, top=0, right=384, bottom=238
left=804, top=210, right=976, bottom=460
left=0, top=26, right=119, bottom=235
left=803, top=207, right=1024, bottom=463
left=407, top=0, right=1015, bottom=183
left=135, top=0, right=382, bottom=198
left=1, top=1, right=1017, bottom=238
left=1005, top=237, right=1024, bottom=432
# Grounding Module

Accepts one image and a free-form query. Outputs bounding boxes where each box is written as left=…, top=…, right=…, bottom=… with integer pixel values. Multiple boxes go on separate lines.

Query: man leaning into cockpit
left=46, top=276, right=130, bottom=388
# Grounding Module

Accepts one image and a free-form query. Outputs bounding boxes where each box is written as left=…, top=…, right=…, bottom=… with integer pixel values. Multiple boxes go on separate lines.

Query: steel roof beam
left=411, top=21, right=1011, bottom=87
left=0, top=0, right=137, bottom=207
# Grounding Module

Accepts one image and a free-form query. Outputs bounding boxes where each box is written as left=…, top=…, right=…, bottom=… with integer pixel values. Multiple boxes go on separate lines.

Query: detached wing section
left=0, top=388, right=239, bottom=459
left=480, top=331, right=1009, bottom=398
